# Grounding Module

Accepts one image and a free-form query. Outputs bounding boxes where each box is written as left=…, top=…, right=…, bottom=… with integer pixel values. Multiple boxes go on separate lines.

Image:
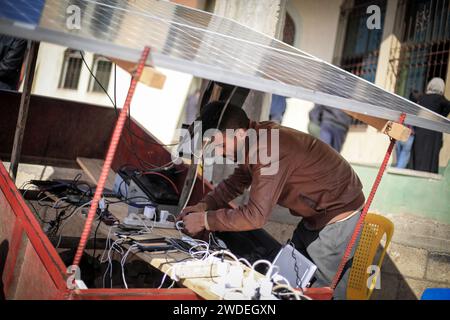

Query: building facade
left=281, top=0, right=450, bottom=170
left=27, top=0, right=450, bottom=171
left=10, top=0, right=449, bottom=300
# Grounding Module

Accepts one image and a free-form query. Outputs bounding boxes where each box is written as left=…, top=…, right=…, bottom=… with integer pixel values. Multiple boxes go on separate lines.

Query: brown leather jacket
left=202, top=121, right=365, bottom=231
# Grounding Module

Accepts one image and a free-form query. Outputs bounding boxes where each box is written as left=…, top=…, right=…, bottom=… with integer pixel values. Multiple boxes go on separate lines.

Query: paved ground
left=265, top=205, right=450, bottom=300
left=6, top=162, right=450, bottom=299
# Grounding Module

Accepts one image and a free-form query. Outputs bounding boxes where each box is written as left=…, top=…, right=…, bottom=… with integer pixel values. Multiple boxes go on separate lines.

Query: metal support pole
left=9, top=41, right=40, bottom=182
left=176, top=81, right=212, bottom=214
left=71, top=46, right=151, bottom=269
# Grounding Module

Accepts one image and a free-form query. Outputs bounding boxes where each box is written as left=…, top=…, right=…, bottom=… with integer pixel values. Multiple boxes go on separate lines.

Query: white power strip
left=123, top=214, right=175, bottom=229
left=209, top=264, right=278, bottom=300
left=172, top=258, right=229, bottom=279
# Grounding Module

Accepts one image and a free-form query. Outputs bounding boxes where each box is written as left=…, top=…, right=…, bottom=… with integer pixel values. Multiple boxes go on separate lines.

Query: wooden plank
left=148, top=251, right=263, bottom=300
left=345, top=111, right=411, bottom=141
left=73, top=199, right=260, bottom=300
left=109, top=57, right=166, bottom=89
left=72, top=157, right=257, bottom=299
left=89, top=205, right=221, bottom=299
left=9, top=41, right=40, bottom=182
left=76, top=157, right=116, bottom=190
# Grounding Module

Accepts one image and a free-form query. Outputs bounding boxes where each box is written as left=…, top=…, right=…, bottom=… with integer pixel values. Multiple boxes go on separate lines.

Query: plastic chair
left=346, top=213, right=394, bottom=300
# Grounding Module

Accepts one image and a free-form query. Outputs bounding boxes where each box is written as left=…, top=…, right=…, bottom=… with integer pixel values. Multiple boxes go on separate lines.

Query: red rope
left=71, top=47, right=151, bottom=268
left=330, top=113, right=407, bottom=290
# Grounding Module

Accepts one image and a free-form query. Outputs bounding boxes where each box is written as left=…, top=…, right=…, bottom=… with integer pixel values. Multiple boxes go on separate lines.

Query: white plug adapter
left=223, top=264, right=244, bottom=288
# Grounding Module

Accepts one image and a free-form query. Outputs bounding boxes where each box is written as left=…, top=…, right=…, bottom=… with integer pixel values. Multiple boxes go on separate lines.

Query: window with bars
left=58, top=49, right=82, bottom=90
left=338, top=0, right=387, bottom=126
left=340, top=0, right=387, bottom=83
left=89, top=55, right=112, bottom=93
left=394, top=0, right=450, bottom=98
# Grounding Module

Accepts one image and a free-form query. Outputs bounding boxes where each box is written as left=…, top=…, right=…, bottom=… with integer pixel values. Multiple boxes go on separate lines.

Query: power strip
left=123, top=215, right=175, bottom=229
left=210, top=268, right=278, bottom=300
left=172, top=258, right=229, bottom=279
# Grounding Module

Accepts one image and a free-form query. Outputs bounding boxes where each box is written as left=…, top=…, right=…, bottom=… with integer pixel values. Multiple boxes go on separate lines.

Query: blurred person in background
left=395, top=89, right=420, bottom=169
left=412, top=78, right=450, bottom=173
left=0, top=35, right=27, bottom=90
left=308, top=104, right=353, bottom=153
left=308, top=104, right=322, bottom=139
left=269, top=94, right=287, bottom=124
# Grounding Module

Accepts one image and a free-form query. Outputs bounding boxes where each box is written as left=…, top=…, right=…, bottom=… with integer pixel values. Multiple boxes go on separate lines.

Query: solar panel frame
left=0, top=0, right=449, bottom=133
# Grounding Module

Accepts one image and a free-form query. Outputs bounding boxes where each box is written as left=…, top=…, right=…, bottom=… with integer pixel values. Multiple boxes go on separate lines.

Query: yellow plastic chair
left=346, top=213, right=394, bottom=300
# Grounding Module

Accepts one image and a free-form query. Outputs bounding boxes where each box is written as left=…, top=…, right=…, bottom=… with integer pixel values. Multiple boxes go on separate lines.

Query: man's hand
left=177, top=202, right=208, bottom=221
left=182, top=211, right=206, bottom=236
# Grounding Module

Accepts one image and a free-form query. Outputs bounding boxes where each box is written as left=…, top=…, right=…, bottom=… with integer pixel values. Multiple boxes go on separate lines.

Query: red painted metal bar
left=0, top=161, right=68, bottom=293
left=0, top=158, right=201, bottom=300
left=2, top=220, right=24, bottom=294
left=68, top=288, right=200, bottom=300
left=330, top=112, right=407, bottom=290
left=72, top=47, right=151, bottom=268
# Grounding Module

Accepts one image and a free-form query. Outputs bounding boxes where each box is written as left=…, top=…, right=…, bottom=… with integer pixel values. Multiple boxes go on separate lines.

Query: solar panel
left=0, top=0, right=449, bottom=133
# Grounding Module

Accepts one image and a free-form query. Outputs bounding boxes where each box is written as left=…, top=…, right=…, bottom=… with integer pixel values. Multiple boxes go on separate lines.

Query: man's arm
left=205, top=156, right=291, bottom=231
left=200, top=164, right=252, bottom=210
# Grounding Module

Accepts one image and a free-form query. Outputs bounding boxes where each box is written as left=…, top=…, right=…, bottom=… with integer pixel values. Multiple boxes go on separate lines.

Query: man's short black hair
left=197, top=101, right=250, bottom=134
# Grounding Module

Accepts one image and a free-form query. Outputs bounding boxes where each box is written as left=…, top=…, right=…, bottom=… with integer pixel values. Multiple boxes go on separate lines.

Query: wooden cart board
left=69, top=159, right=262, bottom=299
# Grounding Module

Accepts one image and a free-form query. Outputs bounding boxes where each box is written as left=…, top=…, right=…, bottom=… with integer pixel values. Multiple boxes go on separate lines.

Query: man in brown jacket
left=180, top=101, right=365, bottom=299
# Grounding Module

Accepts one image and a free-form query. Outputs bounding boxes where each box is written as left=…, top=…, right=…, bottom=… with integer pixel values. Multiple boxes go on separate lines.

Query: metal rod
left=71, top=46, right=150, bottom=269
left=331, top=112, right=407, bottom=290
left=176, top=81, right=211, bottom=214
left=9, top=41, right=40, bottom=183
